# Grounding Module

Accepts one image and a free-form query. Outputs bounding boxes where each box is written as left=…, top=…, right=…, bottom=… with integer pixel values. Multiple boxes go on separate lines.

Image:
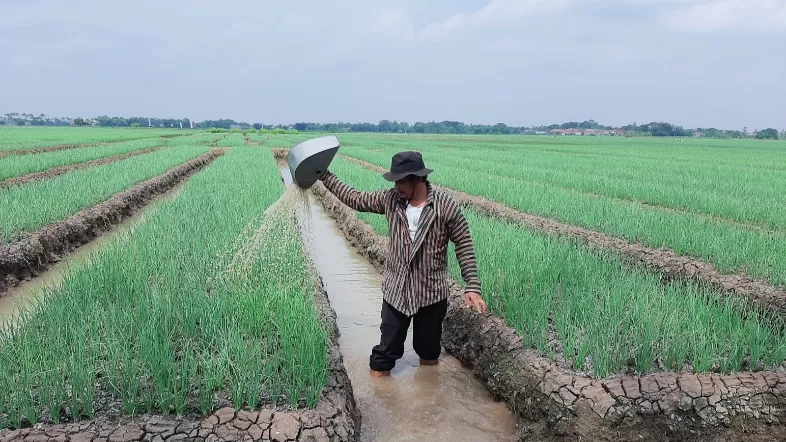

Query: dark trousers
left=369, top=298, right=448, bottom=372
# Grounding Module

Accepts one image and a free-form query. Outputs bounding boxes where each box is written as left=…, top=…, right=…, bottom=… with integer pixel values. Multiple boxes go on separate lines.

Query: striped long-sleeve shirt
left=320, top=171, right=482, bottom=317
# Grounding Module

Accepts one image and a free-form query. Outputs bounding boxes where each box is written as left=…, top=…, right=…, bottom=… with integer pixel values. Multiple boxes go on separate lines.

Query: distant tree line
left=1, top=112, right=781, bottom=139
left=1, top=113, right=192, bottom=129
left=287, top=119, right=619, bottom=134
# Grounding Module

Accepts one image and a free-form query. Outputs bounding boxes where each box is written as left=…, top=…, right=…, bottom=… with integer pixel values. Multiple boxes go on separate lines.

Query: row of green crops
left=0, top=148, right=328, bottom=429
left=0, top=127, right=191, bottom=151
left=0, top=139, right=167, bottom=182
left=330, top=137, right=786, bottom=287
left=0, top=133, right=224, bottom=183
left=334, top=133, right=786, bottom=227
left=323, top=157, right=786, bottom=378
left=431, top=145, right=786, bottom=230
left=0, top=145, right=210, bottom=243
left=336, top=133, right=786, bottom=175
left=221, top=134, right=252, bottom=147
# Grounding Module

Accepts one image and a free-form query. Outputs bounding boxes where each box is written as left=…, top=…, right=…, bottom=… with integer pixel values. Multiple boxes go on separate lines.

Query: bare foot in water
left=370, top=369, right=391, bottom=377
left=419, top=358, right=439, bottom=366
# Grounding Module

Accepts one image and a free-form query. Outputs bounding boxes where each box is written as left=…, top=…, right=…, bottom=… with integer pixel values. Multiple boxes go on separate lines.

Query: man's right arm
left=320, top=171, right=388, bottom=214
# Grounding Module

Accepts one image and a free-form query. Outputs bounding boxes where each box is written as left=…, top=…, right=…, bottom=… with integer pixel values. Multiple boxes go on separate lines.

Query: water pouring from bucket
left=287, top=136, right=340, bottom=189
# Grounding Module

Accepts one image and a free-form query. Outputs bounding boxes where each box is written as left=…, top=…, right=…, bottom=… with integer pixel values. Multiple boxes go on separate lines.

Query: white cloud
left=370, top=7, right=416, bottom=39
left=662, top=0, right=786, bottom=31
left=417, top=0, right=575, bottom=41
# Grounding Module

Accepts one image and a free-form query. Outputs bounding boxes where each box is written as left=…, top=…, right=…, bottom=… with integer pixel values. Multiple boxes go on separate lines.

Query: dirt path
left=335, top=153, right=786, bottom=316
left=0, top=149, right=225, bottom=295
left=0, top=147, right=162, bottom=188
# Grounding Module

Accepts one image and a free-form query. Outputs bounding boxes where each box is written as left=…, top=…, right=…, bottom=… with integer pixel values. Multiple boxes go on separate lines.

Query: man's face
left=394, top=176, right=417, bottom=200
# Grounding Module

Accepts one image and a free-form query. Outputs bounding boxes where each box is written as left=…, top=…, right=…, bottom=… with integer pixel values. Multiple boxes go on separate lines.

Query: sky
left=1, top=0, right=784, bottom=130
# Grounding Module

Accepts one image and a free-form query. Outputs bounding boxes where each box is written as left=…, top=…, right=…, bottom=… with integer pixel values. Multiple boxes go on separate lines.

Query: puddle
left=279, top=167, right=518, bottom=441
left=0, top=183, right=188, bottom=330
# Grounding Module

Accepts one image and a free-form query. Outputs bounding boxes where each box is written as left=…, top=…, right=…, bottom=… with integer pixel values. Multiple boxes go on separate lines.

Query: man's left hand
left=465, top=291, right=487, bottom=314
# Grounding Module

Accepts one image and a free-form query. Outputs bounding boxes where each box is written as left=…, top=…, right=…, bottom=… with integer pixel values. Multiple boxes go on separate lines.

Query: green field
left=0, top=127, right=784, bottom=430
left=0, top=126, right=187, bottom=151
left=321, top=134, right=786, bottom=287
left=323, top=155, right=786, bottom=377
left=0, top=144, right=327, bottom=428
left=0, top=145, right=211, bottom=243
left=0, top=133, right=220, bottom=182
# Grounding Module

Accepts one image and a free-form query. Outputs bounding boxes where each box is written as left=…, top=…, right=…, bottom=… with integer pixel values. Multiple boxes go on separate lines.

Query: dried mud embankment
left=0, top=150, right=223, bottom=295
left=0, top=282, right=361, bottom=442
left=294, top=155, right=786, bottom=441
left=338, top=154, right=786, bottom=317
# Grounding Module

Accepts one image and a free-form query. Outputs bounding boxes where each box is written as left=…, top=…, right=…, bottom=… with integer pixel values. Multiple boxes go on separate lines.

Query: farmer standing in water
left=319, top=151, right=487, bottom=377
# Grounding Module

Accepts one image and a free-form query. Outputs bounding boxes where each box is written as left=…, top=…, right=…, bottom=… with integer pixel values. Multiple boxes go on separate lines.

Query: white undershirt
left=405, top=202, right=424, bottom=241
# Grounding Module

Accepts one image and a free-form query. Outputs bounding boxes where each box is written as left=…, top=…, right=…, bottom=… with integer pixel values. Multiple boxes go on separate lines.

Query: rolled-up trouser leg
left=412, top=298, right=448, bottom=361
left=369, top=300, right=411, bottom=372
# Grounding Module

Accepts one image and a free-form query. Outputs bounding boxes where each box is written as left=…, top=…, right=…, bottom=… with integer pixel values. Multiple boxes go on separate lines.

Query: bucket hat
left=382, top=151, right=434, bottom=182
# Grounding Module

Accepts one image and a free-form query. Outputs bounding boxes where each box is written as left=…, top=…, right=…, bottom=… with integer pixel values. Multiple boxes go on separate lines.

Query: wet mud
left=278, top=165, right=518, bottom=441
left=337, top=154, right=786, bottom=317
left=0, top=147, right=162, bottom=188
left=0, top=149, right=225, bottom=296
left=285, top=150, right=786, bottom=441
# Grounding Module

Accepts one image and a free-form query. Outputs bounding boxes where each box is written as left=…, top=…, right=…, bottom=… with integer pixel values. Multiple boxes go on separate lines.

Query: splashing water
left=213, top=182, right=319, bottom=288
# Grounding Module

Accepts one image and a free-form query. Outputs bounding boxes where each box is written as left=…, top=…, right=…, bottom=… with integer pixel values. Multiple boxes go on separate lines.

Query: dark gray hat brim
left=383, top=168, right=433, bottom=182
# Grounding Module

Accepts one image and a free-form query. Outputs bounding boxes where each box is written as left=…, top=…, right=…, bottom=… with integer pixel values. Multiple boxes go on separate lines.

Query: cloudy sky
left=1, top=0, right=784, bottom=129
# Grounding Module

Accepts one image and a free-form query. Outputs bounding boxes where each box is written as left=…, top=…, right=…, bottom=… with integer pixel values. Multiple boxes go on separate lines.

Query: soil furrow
left=329, top=152, right=786, bottom=317
left=0, top=143, right=104, bottom=158
left=0, top=147, right=162, bottom=188
left=297, top=159, right=786, bottom=441
left=0, top=149, right=224, bottom=295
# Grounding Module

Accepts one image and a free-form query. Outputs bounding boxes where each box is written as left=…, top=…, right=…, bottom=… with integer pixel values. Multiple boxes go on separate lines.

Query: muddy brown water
left=0, top=183, right=187, bottom=330
left=279, top=167, right=518, bottom=441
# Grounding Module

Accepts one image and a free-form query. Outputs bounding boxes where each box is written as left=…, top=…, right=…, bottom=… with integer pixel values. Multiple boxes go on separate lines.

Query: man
left=319, top=151, right=487, bottom=377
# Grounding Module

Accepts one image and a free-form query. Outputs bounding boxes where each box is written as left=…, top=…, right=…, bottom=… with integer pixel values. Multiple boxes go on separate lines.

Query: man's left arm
left=446, top=203, right=487, bottom=313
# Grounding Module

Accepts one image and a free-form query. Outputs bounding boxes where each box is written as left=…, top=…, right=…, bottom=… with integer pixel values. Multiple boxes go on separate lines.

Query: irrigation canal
left=280, top=167, right=518, bottom=441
